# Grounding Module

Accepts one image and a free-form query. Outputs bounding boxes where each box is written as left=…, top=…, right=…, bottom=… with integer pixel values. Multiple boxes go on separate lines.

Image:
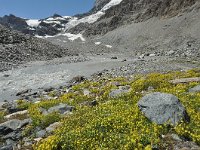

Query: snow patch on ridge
left=102, top=0, right=123, bottom=11
left=95, top=42, right=102, bottom=45
left=61, top=33, right=86, bottom=41
left=105, top=45, right=112, bottom=48
left=65, top=0, right=123, bottom=30
left=26, top=19, right=41, bottom=27
left=36, top=33, right=86, bottom=42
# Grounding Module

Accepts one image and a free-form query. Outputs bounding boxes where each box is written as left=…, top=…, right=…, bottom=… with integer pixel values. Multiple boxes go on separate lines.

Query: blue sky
left=0, top=0, right=95, bottom=19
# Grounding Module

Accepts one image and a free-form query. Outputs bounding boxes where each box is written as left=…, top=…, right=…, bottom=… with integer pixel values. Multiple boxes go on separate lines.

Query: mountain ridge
left=1, top=0, right=199, bottom=38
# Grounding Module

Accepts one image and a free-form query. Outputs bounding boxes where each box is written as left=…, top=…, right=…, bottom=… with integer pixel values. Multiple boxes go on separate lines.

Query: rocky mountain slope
left=0, top=25, right=79, bottom=71
left=83, top=0, right=199, bottom=36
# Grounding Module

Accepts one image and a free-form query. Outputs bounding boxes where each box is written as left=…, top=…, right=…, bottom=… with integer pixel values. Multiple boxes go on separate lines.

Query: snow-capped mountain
left=0, top=0, right=123, bottom=40
left=0, top=14, right=71, bottom=36
left=0, top=0, right=199, bottom=42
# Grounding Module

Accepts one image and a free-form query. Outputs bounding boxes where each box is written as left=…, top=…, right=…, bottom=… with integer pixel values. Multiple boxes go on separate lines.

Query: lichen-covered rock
left=109, top=86, right=130, bottom=97
left=138, top=92, right=189, bottom=125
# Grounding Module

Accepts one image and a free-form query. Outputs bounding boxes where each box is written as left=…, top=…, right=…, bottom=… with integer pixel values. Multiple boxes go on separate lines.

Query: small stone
left=70, top=76, right=85, bottom=84
left=34, top=138, right=43, bottom=142
left=111, top=57, right=117, bottom=59
left=48, top=103, right=74, bottom=114
left=3, top=74, right=9, bottom=78
left=44, top=87, right=54, bottom=92
left=167, top=50, right=175, bottom=56
left=149, top=54, right=156, bottom=57
left=80, top=100, right=98, bottom=107
left=0, top=102, right=7, bottom=111
left=138, top=54, right=145, bottom=59
left=16, top=89, right=30, bottom=96
left=83, top=89, right=90, bottom=96
left=171, top=134, right=182, bottom=141
left=5, top=139, right=15, bottom=145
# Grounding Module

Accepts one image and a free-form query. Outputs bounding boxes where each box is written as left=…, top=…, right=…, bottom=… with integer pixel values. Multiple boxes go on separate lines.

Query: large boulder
left=138, top=92, right=189, bottom=125
left=0, top=119, right=31, bottom=135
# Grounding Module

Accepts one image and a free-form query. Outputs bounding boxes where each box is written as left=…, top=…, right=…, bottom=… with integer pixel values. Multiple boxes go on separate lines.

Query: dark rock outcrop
left=94, top=0, right=111, bottom=11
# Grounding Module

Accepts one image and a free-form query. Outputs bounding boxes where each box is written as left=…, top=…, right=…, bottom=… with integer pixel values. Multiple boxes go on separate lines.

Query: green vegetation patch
left=22, top=69, right=200, bottom=149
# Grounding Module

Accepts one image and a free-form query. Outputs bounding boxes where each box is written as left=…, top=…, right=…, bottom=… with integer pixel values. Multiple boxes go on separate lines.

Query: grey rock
left=138, top=92, right=189, bottom=125
left=2, top=102, right=19, bottom=114
left=167, top=50, right=175, bottom=56
left=39, top=107, right=48, bottom=115
left=23, top=137, right=33, bottom=147
left=43, top=87, right=55, bottom=93
left=0, top=145, right=13, bottom=150
left=3, top=74, right=9, bottom=78
left=119, top=85, right=130, bottom=90
left=0, top=102, right=7, bottom=110
left=0, top=126, right=13, bottom=136
left=16, top=89, right=30, bottom=96
left=138, top=54, right=145, bottom=59
left=189, top=85, right=200, bottom=93
left=69, top=76, right=86, bottom=84
left=46, top=122, right=61, bottom=133
left=80, top=100, right=98, bottom=107
left=149, top=53, right=156, bottom=57
left=171, top=134, right=182, bottom=142
left=83, top=89, right=90, bottom=96
left=48, top=103, right=74, bottom=114
left=0, top=119, right=31, bottom=135
left=3, top=130, right=22, bottom=140
left=5, top=139, right=15, bottom=145
left=36, top=130, right=46, bottom=138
